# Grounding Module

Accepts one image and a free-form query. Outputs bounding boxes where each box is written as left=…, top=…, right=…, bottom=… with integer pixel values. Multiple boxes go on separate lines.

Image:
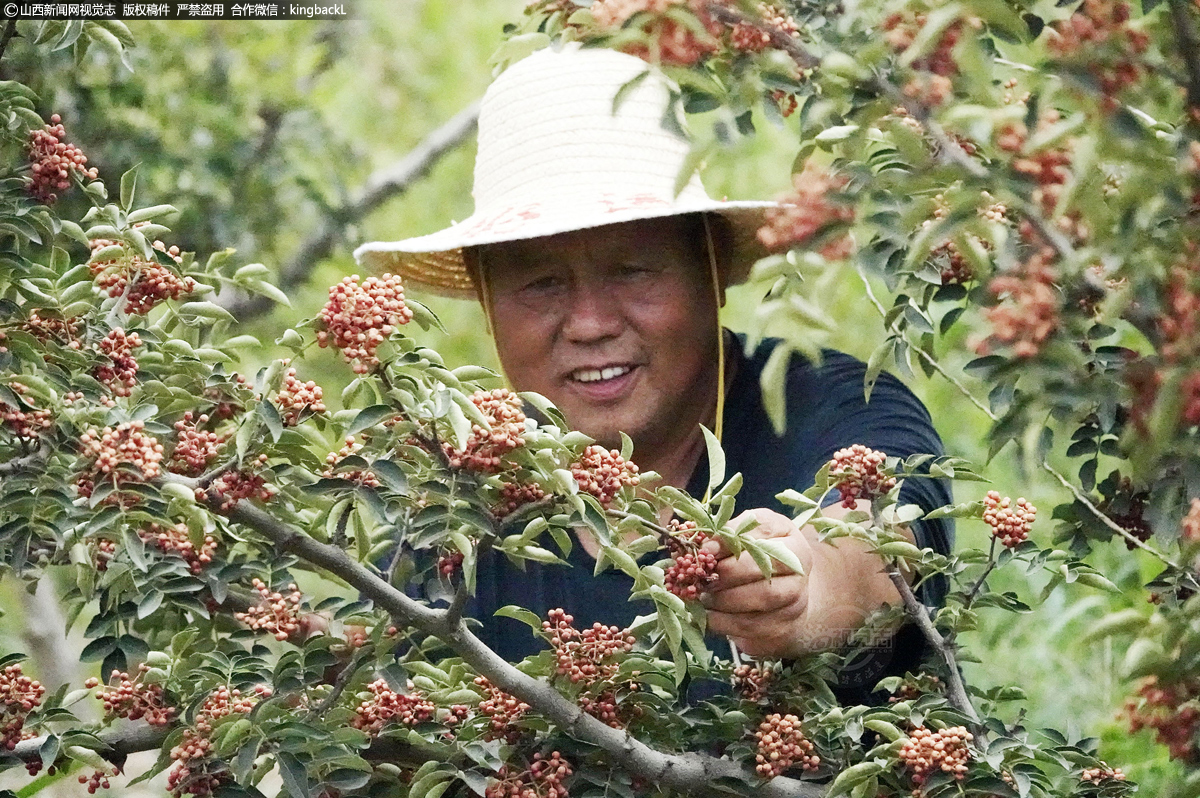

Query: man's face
left=481, top=217, right=720, bottom=453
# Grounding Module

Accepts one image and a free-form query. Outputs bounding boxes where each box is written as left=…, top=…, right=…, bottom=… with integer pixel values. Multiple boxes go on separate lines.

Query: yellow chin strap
left=702, top=213, right=725, bottom=506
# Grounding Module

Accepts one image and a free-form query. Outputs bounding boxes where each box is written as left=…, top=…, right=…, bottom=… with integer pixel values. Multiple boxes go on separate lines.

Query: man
left=355, top=45, right=951, bottom=697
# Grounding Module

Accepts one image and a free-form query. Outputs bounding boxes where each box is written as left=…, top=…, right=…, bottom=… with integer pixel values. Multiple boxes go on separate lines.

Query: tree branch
left=1170, top=0, right=1200, bottom=113
left=855, top=265, right=1184, bottom=571
left=705, top=4, right=819, bottom=69
left=214, top=497, right=826, bottom=798
left=307, top=643, right=374, bottom=721
left=0, top=20, right=18, bottom=64
left=222, top=101, right=481, bottom=319
left=13, top=723, right=168, bottom=762
left=962, top=538, right=998, bottom=608
left=20, top=576, right=78, bottom=693
left=12, top=717, right=460, bottom=772
left=1041, top=460, right=1184, bottom=570
left=0, top=442, right=48, bottom=476
left=885, top=565, right=981, bottom=731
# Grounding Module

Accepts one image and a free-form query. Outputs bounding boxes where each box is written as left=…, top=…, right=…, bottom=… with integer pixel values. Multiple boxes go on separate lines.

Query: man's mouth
left=571, top=365, right=633, bottom=383
left=565, top=364, right=639, bottom=401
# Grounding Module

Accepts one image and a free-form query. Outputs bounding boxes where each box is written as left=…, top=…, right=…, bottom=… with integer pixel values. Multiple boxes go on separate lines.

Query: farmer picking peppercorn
left=354, top=45, right=953, bottom=700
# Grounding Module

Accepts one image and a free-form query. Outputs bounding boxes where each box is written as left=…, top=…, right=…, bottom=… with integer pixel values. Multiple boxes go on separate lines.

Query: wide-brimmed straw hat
left=353, top=44, right=777, bottom=299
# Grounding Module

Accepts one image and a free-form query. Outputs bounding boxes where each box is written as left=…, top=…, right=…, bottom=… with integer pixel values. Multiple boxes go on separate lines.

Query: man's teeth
left=574, top=366, right=631, bottom=383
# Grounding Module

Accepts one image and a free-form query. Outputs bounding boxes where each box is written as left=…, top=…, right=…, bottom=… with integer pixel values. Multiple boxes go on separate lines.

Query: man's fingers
left=703, top=574, right=804, bottom=614
left=706, top=604, right=805, bottom=643
left=707, top=507, right=801, bottom=560
left=708, top=547, right=803, bottom=590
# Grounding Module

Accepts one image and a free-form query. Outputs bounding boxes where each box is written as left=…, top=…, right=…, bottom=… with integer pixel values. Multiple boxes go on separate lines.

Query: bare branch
left=885, top=566, right=981, bottom=730
left=222, top=101, right=481, bottom=319
left=307, top=644, right=374, bottom=721
left=962, top=538, right=999, bottom=609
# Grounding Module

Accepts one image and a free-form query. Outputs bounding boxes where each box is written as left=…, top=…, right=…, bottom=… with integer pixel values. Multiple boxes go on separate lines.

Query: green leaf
left=599, top=545, right=640, bottom=578
left=446, top=399, right=473, bottom=453
left=613, top=68, right=651, bottom=113
left=753, top=538, right=805, bottom=576
left=815, top=124, right=860, bottom=144
left=1082, top=608, right=1148, bottom=642
left=63, top=744, right=110, bottom=772
left=38, top=735, right=59, bottom=772
left=177, top=301, right=236, bottom=324
left=864, top=719, right=904, bottom=742
left=700, top=424, right=725, bottom=496
left=137, top=591, right=164, bottom=619
left=233, top=738, right=259, bottom=784
left=120, top=165, right=139, bottom=211
left=875, top=541, right=924, bottom=560
left=760, top=344, right=791, bottom=435
left=235, top=416, right=259, bottom=461
left=493, top=605, right=543, bottom=631
left=827, top=760, right=886, bottom=797
left=864, top=337, right=894, bottom=404
left=246, top=279, right=291, bottom=306
left=370, top=459, right=408, bottom=493
left=257, top=401, right=284, bottom=443
left=451, top=365, right=497, bottom=382
left=325, top=769, right=371, bottom=791
left=276, top=751, right=311, bottom=798
left=1073, top=571, right=1120, bottom=594
left=349, top=405, right=396, bottom=435
left=126, top=204, right=178, bottom=224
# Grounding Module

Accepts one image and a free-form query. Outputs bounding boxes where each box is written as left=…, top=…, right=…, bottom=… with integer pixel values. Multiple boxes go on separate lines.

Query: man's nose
left=561, top=281, right=623, bottom=343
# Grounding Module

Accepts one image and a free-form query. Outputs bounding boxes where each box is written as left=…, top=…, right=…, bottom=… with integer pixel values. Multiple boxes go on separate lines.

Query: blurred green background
left=0, top=3, right=1181, bottom=792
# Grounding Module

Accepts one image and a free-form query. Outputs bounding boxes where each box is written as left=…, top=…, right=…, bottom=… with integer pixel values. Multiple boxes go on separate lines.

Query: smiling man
left=355, top=45, right=952, bottom=699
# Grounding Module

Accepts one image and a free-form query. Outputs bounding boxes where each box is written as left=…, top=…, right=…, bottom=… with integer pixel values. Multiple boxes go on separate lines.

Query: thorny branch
left=705, top=3, right=819, bottom=69
left=884, top=565, right=981, bottom=732
left=963, top=538, right=999, bottom=607
left=222, top=101, right=481, bottom=319
left=854, top=265, right=1184, bottom=571
left=308, top=643, right=375, bottom=722
left=209, top=494, right=826, bottom=798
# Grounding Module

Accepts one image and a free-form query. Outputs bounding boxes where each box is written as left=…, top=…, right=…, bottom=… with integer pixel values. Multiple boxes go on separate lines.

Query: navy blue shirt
left=462, top=336, right=953, bottom=698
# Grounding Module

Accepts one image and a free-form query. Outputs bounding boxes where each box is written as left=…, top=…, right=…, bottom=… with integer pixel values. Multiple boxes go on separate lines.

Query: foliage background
left=0, top=2, right=1180, bottom=793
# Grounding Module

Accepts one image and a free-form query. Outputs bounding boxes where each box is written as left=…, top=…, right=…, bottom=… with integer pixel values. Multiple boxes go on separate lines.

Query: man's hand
left=702, top=504, right=909, bottom=659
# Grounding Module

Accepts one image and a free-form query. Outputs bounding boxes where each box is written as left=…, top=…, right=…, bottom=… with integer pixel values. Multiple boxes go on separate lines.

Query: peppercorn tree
left=0, top=8, right=1198, bottom=798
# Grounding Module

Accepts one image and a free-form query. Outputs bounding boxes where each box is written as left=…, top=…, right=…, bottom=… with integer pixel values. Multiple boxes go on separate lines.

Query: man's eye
left=523, top=275, right=562, bottom=292
left=617, top=263, right=655, bottom=277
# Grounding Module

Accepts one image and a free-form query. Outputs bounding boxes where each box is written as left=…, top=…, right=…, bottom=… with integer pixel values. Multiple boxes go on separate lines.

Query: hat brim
left=354, top=200, right=776, bottom=299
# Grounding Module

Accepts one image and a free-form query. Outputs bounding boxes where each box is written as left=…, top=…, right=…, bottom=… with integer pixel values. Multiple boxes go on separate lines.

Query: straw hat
left=353, top=44, right=776, bottom=299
